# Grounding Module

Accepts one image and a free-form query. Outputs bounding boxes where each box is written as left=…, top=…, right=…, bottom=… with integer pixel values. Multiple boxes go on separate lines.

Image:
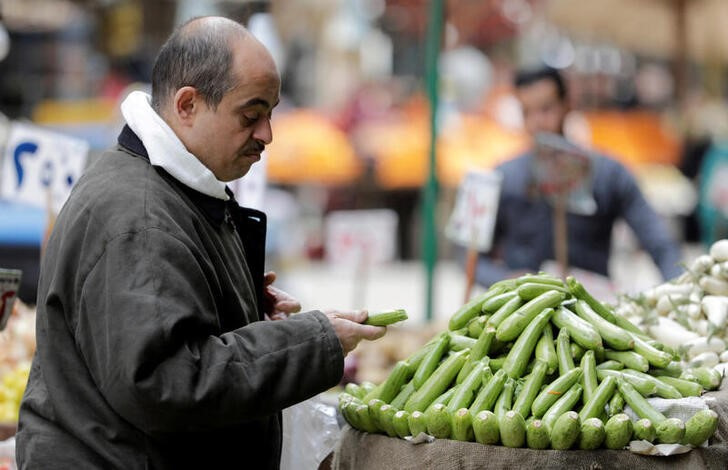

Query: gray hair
left=151, top=17, right=246, bottom=112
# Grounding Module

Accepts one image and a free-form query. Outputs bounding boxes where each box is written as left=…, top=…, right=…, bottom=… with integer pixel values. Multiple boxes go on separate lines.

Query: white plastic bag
left=280, top=394, right=341, bottom=470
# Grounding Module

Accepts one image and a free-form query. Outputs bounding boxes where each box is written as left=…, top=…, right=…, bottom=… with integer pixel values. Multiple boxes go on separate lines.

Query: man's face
left=185, top=36, right=281, bottom=182
left=516, top=78, right=567, bottom=137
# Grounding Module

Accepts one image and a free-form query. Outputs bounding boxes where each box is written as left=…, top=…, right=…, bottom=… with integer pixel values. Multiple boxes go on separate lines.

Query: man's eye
left=241, top=113, right=260, bottom=125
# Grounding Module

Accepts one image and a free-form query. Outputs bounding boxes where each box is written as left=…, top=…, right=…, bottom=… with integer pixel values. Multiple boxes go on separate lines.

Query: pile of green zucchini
left=339, top=274, right=722, bottom=450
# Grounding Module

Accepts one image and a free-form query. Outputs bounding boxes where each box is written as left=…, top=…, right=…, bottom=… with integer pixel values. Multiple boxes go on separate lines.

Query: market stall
left=333, top=241, right=728, bottom=469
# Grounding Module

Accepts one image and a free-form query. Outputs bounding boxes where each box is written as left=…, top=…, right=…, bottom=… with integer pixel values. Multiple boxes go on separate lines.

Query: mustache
left=239, top=141, right=265, bottom=156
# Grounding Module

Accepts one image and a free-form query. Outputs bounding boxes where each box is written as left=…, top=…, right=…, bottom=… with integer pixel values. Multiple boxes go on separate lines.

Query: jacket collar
left=118, top=125, right=231, bottom=226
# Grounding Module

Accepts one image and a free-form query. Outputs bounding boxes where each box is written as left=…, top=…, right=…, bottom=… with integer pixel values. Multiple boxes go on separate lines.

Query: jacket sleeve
left=611, top=162, right=683, bottom=280
left=75, top=227, right=344, bottom=436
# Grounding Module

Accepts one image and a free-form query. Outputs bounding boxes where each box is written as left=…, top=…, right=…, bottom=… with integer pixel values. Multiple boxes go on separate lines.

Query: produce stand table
left=333, top=379, right=728, bottom=470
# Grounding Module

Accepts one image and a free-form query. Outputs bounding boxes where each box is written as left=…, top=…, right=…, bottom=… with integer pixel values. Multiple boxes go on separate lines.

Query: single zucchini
left=616, top=379, right=666, bottom=424
left=470, top=368, right=508, bottom=415
left=515, top=273, right=565, bottom=287
left=621, top=369, right=682, bottom=399
left=604, top=413, right=633, bottom=450
left=633, top=418, right=656, bottom=442
left=473, top=410, right=500, bottom=445
left=580, top=350, right=599, bottom=403
left=575, top=300, right=633, bottom=351
left=556, top=327, right=576, bottom=376
left=390, top=381, right=417, bottom=410
left=596, top=360, right=624, bottom=371
left=567, top=276, right=617, bottom=323
left=365, top=309, right=408, bottom=326
left=345, top=383, right=364, bottom=399
left=608, top=391, right=624, bottom=417
left=448, top=360, right=487, bottom=412
left=493, top=378, right=515, bottom=422
left=630, top=334, right=673, bottom=369
left=412, top=334, right=450, bottom=389
left=682, top=409, right=719, bottom=446
left=656, top=376, right=703, bottom=397
left=503, top=307, right=554, bottom=379
left=407, top=410, right=428, bottom=437
left=500, top=410, right=526, bottom=448
left=531, top=367, right=582, bottom=418
left=380, top=360, right=415, bottom=403
left=392, top=410, right=411, bottom=438
left=404, top=349, right=469, bottom=413
left=449, top=334, right=477, bottom=351
left=512, top=361, right=549, bottom=419
left=451, top=407, right=474, bottom=442
left=359, top=381, right=376, bottom=396
left=542, top=383, right=583, bottom=432
left=482, top=291, right=520, bottom=313
left=526, top=418, right=551, bottom=449
left=378, top=404, right=398, bottom=437
left=535, top=322, right=558, bottom=375
left=691, top=367, right=722, bottom=391
left=604, top=350, right=649, bottom=373
left=366, top=398, right=387, bottom=430
left=517, top=282, right=569, bottom=300
left=552, top=305, right=603, bottom=350
left=485, top=295, right=524, bottom=328
left=656, top=418, right=685, bottom=444
left=579, top=375, right=617, bottom=422
left=496, top=290, right=566, bottom=342
left=551, top=411, right=581, bottom=450
left=579, top=417, right=606, bottom=450
left=647, top=361, right=683, bottom=378
left=457, top=327, right=495, bottom=384
left=424, top=403, right=452, bottom=439
left=597, top=369, right=657, bottom=397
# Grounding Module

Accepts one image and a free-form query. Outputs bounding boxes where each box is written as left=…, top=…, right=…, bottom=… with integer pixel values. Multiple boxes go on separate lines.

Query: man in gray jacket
left=17, top=16, right=384, bottom=469
left=469, top=67, right=682, bottom=286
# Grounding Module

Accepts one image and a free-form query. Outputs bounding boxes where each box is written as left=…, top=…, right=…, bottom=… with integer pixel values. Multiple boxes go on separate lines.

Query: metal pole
left=423, top=0, right=444, bottom=322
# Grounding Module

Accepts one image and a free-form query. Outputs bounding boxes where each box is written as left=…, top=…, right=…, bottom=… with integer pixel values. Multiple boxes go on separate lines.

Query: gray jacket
left=471, top=151, right=682, bottom=286
left=17, top=126, right=344, bottom=469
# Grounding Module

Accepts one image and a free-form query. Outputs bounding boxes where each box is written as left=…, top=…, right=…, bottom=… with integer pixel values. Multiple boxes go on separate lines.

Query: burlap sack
left=333, top=379, right=728, bottom=470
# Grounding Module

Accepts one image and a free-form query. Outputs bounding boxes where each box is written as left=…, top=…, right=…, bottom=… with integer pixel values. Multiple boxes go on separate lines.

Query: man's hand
left=325, top=310, right=386, bottom=356
left=263, top=271, right=301, bottom=321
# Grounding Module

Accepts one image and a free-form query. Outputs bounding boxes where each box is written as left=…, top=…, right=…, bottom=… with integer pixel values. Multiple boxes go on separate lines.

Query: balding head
left=151, top=16, right=266, bottom=113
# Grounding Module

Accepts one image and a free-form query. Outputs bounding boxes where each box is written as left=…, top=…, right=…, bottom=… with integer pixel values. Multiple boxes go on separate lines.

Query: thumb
left=329, top=309, right=368, bottom=324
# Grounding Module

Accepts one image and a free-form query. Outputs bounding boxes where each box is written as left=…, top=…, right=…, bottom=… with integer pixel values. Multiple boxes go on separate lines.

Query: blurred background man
left=469, top=66, right=683, bottom=287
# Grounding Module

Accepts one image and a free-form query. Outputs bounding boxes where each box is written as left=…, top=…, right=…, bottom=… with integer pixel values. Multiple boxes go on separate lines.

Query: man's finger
left=276, top=300, right=301, bottom=314
left=334, top=310, right=368, bottom=323
left=264, top=271, right=276, bottom=286
left=358, top=324, right=386, bottom=341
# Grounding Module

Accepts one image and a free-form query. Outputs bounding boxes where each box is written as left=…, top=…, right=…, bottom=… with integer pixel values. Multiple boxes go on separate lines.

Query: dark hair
left=514, top=67, right=567, bottom=100
left=151, top=17, right=245, bottom=111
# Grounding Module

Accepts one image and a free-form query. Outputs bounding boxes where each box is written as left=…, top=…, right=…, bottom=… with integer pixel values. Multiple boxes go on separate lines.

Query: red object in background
left=384, top=0, right=521, bottom=46
left=341, top=355, right=358, bottom=386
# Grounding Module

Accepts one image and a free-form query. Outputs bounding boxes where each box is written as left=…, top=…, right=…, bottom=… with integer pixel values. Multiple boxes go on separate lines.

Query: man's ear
left=172, top=86, right=199, bottom=126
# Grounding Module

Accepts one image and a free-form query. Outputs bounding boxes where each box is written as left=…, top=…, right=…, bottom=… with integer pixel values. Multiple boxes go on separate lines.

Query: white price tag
left=0, top=122, right=89, bottom=214
left=446, top=170, right=502, bottom=251
left=0, top=268, right=22, bottom=331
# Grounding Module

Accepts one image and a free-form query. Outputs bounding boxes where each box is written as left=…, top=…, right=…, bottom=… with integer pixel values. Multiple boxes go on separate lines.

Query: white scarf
left=120, top=91, right=229, bottom=201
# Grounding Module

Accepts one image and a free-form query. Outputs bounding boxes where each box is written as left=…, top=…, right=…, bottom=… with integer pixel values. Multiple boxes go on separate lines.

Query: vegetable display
left=340, top=271, right=723, bottom=451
